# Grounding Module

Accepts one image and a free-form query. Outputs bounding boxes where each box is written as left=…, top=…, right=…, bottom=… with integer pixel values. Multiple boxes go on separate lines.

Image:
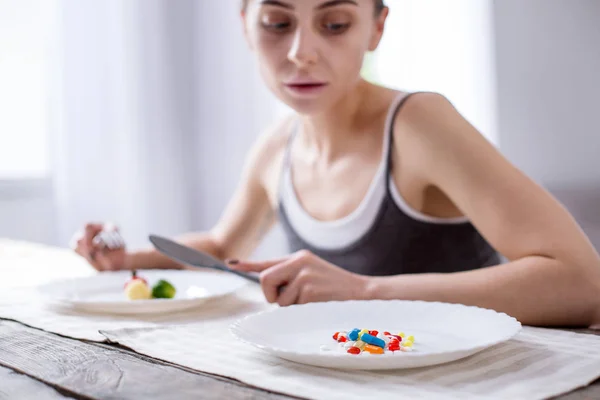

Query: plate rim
left=37, top=269, right=248, bottom=306
left=230, top=299, right=522, bottom=359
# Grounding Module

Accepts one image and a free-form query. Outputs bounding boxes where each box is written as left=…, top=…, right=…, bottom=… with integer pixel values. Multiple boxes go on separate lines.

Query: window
left=362, top=0, right=498, bottom=144
left=0, top=0, right=58, bottom=180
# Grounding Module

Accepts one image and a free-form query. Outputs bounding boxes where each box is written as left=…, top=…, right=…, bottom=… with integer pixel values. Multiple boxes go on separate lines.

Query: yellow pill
left=354, top=340, right=366, bottom=350
left=403, top=341, right=413, bottom=348
left=407, top=335, right=415, bottom=342
left=398, top=332, right=406, bottom=338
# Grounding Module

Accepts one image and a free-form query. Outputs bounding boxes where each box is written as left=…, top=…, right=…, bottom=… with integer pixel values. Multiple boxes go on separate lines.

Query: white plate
left=230, top=300, right=521, bottom=370
left=38, top=270, right=248, bottom=315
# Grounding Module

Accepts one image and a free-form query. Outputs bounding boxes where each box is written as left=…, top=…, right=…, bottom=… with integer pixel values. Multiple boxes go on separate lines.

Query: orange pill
left=364, top=344, right=384, bottom=354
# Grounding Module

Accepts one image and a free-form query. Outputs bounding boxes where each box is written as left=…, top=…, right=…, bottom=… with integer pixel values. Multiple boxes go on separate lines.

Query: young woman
left=73, top=0, right=600, bottom=328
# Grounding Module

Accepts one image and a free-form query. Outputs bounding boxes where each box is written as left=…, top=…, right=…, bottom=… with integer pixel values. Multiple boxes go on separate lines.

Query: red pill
left=384, top=331, right=391, bottom=336
left=369, top=330, right=379, bottom=336
left=347, top=347, right=361, bottom=355
left=333, top=332, right=339, bottom=340
left=338, top=336, right=347, bottom=343
left=392, top=335, right=403, bottom=342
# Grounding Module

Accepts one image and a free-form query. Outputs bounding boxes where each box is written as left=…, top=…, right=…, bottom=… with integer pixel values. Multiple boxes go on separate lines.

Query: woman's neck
left=302, top=80, right=371, bottom=160
left=298, top=80, right=386, bottom=163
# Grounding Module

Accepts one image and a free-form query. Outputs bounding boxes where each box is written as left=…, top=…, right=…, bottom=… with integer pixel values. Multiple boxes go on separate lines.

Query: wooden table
left=0, top=319, right=295, bottom=400
left=1, top=321, right=599, bottom=400
left=1, top=240, right=600, bottom=399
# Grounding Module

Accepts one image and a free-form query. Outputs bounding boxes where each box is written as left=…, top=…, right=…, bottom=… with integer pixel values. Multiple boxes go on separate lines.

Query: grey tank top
left=277, top=92, right=501, bottom=276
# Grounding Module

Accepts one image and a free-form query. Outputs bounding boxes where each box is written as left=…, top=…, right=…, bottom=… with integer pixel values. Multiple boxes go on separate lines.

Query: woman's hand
left=71, top=223, right=129, bottom=271
left=229, top=250, right=371, bottom=306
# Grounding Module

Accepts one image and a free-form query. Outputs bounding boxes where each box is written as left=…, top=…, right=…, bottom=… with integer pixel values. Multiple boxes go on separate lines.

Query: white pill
left=377, top=333, right=390, bottom=345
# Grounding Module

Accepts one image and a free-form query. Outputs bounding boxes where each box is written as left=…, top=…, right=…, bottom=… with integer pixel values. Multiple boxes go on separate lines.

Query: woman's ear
left=369, top=7, right=389, bottom=51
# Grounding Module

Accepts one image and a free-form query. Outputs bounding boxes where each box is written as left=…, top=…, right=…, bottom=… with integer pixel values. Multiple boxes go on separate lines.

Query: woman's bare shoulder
left=241, top=113, right=297, bottom=193
left=257, top=114, right=296, bottom=157
left=391, top=91, right=466, bottom=158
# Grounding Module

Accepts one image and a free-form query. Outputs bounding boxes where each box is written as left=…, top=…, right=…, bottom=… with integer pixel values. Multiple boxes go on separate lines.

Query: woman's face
left=243, top=0, right=387, bottom=115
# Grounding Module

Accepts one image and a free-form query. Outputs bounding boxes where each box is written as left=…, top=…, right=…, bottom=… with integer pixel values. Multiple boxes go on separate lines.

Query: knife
left=148, top=234, right=260, bottom=284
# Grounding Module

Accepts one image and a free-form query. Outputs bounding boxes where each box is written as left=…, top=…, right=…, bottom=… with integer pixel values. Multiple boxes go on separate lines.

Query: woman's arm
left=127, top=119, right=291, bottom=270
left=367, top=92, right=600, bottom=327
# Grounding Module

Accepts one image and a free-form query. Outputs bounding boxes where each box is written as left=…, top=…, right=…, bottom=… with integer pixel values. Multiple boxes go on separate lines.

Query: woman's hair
left=241, top=0, right=386, bottom=15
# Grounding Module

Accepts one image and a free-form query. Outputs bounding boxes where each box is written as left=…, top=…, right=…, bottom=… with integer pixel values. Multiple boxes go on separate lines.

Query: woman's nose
left=287, top=28, right=319, bottom=68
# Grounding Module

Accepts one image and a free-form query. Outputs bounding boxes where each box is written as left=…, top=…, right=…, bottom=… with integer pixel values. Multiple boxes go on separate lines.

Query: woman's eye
left=264, top=22, right=291, bottom=31
left=320, top=11, right=352, bottom=35
left=261, top=14, right=293, bottom=33
left=323, top=22, right=350, bottom=34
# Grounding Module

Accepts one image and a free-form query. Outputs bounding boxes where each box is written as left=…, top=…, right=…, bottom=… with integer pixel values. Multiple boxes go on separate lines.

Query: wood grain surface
left=1, top=319, right=600, bottom=400
left=0, top=364, right=73, bottom=400
left=0, top=320, right=299, bottom=400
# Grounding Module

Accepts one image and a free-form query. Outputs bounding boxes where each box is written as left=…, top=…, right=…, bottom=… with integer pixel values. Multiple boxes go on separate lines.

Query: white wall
left=374, top=0, right=498, bottom=144
left=3, top=0, right=599, bottom=255
left=193, top=2, right=289, bottom=259
left=493, top=0, right=600, bottom=247
left=494, top=0, right=600, bottom=185
left=0, top=198, right=55, bottom=243
left=0, top=181, right=55, bottom=244
left=0, top=1, right=291, bottom=256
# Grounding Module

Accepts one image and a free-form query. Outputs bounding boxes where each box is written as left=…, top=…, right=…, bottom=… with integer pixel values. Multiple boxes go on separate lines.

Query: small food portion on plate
left=322, top=329, right=416, bottom=355
left=124, top=270, right=177, bottom=300
left=151, top=279, right=177, bottom=299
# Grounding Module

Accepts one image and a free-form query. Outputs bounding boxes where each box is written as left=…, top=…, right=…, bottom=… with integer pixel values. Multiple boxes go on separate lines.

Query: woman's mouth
left=284, top=82, right=329, bottom=96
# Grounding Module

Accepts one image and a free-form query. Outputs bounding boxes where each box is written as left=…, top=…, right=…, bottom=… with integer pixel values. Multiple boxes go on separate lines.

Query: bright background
left=1, top=0, right=599, bottom=257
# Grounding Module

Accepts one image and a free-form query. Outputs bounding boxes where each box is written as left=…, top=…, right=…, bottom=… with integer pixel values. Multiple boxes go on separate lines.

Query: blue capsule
left=360, top=333, right=386, bottom=349
left=348, top=328, right=360, bottom=341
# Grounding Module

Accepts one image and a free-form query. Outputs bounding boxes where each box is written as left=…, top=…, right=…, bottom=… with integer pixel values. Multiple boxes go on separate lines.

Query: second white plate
left=38, top=269, right=248, bottom=315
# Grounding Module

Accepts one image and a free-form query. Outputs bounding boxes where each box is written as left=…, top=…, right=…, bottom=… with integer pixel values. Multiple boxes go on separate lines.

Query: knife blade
left=148, top=234, right=260, bottom=284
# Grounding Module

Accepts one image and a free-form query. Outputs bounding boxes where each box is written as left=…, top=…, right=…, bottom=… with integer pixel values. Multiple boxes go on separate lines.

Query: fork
left=92, top=229, right=125, bottom=250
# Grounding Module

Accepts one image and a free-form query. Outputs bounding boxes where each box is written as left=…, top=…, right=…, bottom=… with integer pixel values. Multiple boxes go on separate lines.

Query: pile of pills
left=330, top=329, right=415, bottom=355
